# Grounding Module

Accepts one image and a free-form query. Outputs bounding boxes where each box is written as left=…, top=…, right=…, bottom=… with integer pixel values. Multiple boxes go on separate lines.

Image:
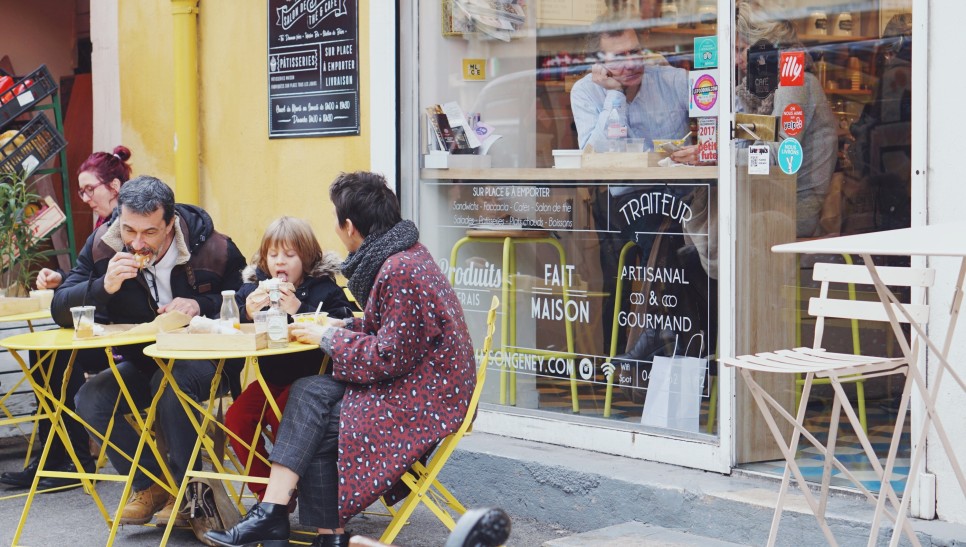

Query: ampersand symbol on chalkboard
left=649, top=291, right=658, bottom=306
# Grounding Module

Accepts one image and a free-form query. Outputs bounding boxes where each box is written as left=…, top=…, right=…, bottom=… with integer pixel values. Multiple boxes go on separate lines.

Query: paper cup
left=253, top=311, right=270, bottom=333
left=70, top=305, right=96, bottom=339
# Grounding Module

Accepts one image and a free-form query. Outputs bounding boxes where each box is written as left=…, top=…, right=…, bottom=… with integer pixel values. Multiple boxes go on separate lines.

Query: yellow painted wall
left=117, top=1, right=371, bottom=260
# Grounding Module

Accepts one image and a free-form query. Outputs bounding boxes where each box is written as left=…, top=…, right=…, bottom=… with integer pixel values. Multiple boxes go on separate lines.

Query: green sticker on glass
left=694, top=36, right=718, bottom=69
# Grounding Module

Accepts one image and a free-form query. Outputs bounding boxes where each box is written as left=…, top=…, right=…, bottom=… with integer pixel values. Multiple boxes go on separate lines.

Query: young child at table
left=227, top=216, right=356, bottom=502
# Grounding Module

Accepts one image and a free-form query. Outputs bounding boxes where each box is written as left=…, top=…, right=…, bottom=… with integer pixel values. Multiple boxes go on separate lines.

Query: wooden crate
left=0, top=297, right=41, bottom=316
left=156, top=323, right=266, bottom=352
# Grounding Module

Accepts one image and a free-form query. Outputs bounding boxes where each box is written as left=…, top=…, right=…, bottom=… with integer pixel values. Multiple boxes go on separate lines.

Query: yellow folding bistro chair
left=0, top=309, right=56, bottom=477
left=722, top=262, right=933, bottom=546
left=378, top=295, right=499, bottom=544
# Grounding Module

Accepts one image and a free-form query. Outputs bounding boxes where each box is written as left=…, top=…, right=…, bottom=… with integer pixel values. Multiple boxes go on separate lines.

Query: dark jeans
left=75, top=358, right=223, bottom=491
left=29, top=348, right=110, bottom=466
left=270, top=374, right=345, bottom=529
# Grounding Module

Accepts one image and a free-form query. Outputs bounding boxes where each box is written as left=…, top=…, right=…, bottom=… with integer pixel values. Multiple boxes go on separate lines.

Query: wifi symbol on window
left=601, top=361, right=616, bottom=380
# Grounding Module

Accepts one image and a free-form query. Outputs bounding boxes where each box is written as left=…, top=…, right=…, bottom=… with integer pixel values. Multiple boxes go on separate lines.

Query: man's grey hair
left=117, top=176, right=176, bottom=223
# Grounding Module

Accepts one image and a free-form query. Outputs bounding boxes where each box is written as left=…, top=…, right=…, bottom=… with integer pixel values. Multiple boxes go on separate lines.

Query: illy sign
left=779, top=51, right=804, bottom=87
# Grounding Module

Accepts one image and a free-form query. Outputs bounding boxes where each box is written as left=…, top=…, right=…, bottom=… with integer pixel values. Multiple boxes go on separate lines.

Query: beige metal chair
left=722, top=262, right=933, bottom=546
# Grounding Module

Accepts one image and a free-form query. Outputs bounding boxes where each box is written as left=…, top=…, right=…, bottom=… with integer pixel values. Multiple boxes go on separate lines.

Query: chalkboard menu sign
left=268, top=0, right=360, bottom=138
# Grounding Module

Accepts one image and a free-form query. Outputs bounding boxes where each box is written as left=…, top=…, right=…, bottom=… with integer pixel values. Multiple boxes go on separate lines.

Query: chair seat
left=724, top=347, right=907, bottom=377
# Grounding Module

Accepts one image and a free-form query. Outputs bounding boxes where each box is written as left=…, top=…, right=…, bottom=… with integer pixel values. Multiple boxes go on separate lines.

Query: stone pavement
left=0, top=436, right=571, bottom=546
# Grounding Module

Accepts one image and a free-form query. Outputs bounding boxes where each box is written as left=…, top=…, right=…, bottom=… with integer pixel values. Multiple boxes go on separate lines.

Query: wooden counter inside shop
left=421, top=166, right=718, bottom=181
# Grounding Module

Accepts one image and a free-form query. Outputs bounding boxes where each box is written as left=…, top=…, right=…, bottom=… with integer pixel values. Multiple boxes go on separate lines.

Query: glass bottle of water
left=268, top=280, right=288, bottom=349
left=220, top=290, right=240, bottom=330
left=605, top=107, right=626, bottom=152
left=266, top=281, right=289, bottom=348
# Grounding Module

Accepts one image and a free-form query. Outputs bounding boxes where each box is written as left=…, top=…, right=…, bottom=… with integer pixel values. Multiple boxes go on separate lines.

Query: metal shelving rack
left=0, top=64, right=76, bottom=264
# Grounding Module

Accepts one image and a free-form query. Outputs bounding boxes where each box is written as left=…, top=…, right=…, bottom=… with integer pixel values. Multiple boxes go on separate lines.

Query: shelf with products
left=827, top=89, right=873, bottom=99
left=799, top=33, right=878, bottom=44
left=0, top=63, right=77, bottom=265
left=650, top=25, right=716, bottom=36
left=421, top=166, right=717, bottom=181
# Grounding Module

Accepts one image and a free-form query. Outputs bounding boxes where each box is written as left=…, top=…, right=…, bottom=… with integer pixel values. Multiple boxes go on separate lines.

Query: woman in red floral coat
left=206, top=172, right=476, bottom=547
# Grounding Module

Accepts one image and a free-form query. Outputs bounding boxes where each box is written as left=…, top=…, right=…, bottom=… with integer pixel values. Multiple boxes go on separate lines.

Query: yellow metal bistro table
left=143, top=340, right=321, bottom=546
left=0, top=327, right=165, bottom=546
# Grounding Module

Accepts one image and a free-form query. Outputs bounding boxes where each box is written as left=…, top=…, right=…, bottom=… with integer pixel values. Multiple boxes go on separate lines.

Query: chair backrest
left=809, top=262, right=934, bottom=349
left=461, top=295, right=499, bottom=433
left=420, top=296, right=499, bottom=463
left=343, top=286, right=364, bottom=318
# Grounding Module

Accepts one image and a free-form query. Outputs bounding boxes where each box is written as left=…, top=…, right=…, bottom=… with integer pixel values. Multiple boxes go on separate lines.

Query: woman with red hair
left=34, top=145, right=132, bottom=289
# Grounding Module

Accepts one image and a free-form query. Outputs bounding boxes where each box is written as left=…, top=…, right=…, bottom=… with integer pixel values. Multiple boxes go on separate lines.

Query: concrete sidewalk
left=0, top=436, right=569, bottom=546
left=437, top=433, right=966, bottom=547
left=4, top=426, right=966, bottom=546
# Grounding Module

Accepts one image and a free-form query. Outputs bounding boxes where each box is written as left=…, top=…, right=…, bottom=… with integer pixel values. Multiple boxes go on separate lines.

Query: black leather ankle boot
left=204, top=502, right=290, bottom=547
left=310, top=532, right=350, bottom=547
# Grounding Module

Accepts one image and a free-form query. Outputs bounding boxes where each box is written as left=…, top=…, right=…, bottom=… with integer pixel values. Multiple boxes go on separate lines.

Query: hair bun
left=112, top=145, right=132, bottom=162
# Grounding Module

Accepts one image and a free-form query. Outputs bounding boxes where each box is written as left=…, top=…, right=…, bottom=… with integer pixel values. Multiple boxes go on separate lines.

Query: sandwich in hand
left=132, top=247, right=154, bottom=269
left=258, top=278, right=295, bottom=293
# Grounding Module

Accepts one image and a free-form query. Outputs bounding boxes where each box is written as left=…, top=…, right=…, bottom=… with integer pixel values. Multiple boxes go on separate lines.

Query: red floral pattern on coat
left=329, top=242, right=475, bottom=525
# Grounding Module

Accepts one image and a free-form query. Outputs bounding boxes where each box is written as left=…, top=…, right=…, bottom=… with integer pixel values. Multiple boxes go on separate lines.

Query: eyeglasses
left=596, top=48, right=645, bottom=68
left=77, top=181, right=108, bottom=200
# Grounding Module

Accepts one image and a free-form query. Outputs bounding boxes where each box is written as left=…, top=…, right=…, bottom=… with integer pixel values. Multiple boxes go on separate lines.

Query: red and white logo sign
left=781, top=103, right=804, bottom=137
left=779, top=51, right=805, bottom=87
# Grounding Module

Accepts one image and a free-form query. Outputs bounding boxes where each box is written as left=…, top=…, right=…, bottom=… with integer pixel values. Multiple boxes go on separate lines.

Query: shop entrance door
left=729, top=0, right=920, bottom=499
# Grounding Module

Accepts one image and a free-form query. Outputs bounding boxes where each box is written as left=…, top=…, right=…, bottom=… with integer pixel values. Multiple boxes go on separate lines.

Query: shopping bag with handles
left=641, top=334, right=708, bottom=432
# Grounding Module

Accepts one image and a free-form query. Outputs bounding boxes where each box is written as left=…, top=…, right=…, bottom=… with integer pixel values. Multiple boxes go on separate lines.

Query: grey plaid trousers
left=270, top=374, right=346, bottom=528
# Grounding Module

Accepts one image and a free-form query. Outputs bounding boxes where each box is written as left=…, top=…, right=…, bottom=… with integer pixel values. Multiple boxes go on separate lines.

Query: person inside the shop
left=570, top=11, right=712, bottom=379
left=226, top=215, right=356, bottom=507
left=570, top=11, right=700, bottom=164
left=53, top=176, right=246, bottom=527
left=735, top=0, right=837, bottom=238
left=0, top=145, right=134, bottom=492
left=204, top=171, right=477, bottom=547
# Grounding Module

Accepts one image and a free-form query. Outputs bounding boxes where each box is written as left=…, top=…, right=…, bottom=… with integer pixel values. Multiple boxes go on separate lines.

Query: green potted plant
left=0, top=170, right=54, bottom=296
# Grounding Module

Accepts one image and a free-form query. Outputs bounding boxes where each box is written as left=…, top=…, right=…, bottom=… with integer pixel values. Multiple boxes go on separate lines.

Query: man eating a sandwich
left=50, top=175, right=246, bottom=528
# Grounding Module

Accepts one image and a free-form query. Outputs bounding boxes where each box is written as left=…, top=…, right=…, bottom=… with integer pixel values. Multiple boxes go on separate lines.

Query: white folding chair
left=722, top=262, right=933, bottom=546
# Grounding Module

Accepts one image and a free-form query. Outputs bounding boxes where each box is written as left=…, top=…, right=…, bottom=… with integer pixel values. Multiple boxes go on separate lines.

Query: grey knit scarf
left=341, top=220, right=419, bottom=307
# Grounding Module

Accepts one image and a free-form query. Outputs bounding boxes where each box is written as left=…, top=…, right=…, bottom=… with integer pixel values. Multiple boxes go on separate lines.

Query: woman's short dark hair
left=117, top=175, right=176, bottom=224
left=329, top=171, right=400, bottom=238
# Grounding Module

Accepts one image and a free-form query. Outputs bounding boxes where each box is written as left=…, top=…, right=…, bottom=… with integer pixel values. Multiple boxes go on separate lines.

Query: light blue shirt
left=570, top=65, right=691, bottom=152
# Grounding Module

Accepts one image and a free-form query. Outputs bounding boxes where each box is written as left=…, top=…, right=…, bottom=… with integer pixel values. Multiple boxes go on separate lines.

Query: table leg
left=157, top=357, right=229, bottom=547
left=859, top=254, right=966, bottom=546
left=0, top=348, right=54, bottom=475
left=9, top=349, right=111, bottom=543
left=105, top=348, right=176, bottom=547
left=9, top=348, right=72, bottom=546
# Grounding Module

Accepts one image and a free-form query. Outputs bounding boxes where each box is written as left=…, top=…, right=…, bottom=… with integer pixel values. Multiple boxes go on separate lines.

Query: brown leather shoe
left=119, top=483, right=170, bottom=525
left=154, top=494, right=189, bottom=527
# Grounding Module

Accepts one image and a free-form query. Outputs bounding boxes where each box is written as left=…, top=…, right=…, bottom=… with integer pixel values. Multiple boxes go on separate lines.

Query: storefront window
left=416, top=1, right=721, bottom=439
left=411, top=0, right=914, bottom=473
